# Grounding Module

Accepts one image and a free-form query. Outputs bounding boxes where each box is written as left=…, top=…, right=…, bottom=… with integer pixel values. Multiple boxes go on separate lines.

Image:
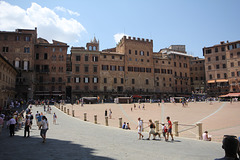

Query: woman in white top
left=39, top=116, right=49, bottom=143
left=202, top=131, right=212, bottom=141
left=136, top=117, right=144, bottom=140
left=53, top=113, right=57, bottom=125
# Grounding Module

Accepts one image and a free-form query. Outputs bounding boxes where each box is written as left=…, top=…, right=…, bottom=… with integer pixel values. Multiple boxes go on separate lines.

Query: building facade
left=190, top=57, right=206, bottom=94
left=154, top=45, right=192, bottom=99
left=203, top=40, right=240, bottom=96
left=0, top=54, right=17, bottom=108
left=4, top=28, right=232, bottom=101
left=0, top=28, right=37, bottom=99
left=116, top=36, right=155, bottom=97
left=34, top=38, right=68, bottom=100
left=69, top=36, right=193, bottom=101
left=70, top=38, right=100, bottom=101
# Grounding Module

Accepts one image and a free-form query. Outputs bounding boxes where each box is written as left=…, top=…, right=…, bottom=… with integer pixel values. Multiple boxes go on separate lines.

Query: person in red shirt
left=166, top=116, right=174, bottom=141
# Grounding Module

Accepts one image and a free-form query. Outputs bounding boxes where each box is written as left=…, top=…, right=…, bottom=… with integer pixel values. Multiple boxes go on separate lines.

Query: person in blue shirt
left=37, top=113, right=42, bottom=128
left=122, top=122, right=126, bottom=129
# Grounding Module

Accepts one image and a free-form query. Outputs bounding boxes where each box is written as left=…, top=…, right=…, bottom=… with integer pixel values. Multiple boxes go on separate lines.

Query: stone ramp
left=0, top=105, right=224, bottom=160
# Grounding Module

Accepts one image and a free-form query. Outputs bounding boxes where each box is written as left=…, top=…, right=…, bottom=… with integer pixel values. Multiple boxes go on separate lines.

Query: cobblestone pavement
left=0, top=105, right=224, bottom=160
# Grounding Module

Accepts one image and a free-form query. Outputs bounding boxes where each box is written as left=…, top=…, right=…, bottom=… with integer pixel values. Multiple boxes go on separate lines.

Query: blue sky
left=1, top=0, right=240, bottom=57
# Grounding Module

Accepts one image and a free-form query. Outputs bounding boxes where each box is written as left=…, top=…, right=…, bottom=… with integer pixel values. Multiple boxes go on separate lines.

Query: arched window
left=89, top=46, right=92, bottom=51
left=24, top=61, right=28, bottom=70
left=15, top=58, right=20, bottom=68
left=93, top=46, right=96, bottom=51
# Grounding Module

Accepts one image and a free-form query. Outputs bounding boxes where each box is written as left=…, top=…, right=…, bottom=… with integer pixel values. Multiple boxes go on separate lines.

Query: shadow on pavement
left=0, top=131, right=115, bottom=160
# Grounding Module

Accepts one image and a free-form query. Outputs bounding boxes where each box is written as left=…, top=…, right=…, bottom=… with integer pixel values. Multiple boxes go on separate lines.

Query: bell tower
left=86, top=36, right=99, bottom=51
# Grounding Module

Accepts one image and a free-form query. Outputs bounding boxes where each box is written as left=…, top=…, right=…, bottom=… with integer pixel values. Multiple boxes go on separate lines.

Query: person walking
left=37, top=113, right=42, bottom=128
left=53, top=113, right=57, bottom=125
left=24, top=115, right=30, bottom=137
left=35, top=111, right=40, bottom=124
left=147, top=119, right=156, bottom=140
left=39, top=116, right=49, bottom=143
left=162, top=123, right=167, bottom=141
left=8, top=116, right=16, bottom=137
left=109, top=109, right=112, bottom=119
left=18, top=114, right=23, bottom=129
left=136, top=117, right=144, bottom=140
left=29, top=112, right=33, bottom=129
left=0, top=115, right=4, bottom=135
left=166, top=116, right=174, bottom=141
left=105, top=109, right=107, bottom=117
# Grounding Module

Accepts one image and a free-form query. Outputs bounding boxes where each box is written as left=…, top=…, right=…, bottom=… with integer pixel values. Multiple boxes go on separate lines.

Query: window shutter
left=19, top=61, right=21, bottom=68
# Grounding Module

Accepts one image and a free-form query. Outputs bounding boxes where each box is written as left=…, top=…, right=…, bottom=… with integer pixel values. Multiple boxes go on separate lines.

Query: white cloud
left=55, top=6, right=80, bottom=16
left=114, top=33, right=129, bottom=44
left=0, top=1, right=85, bottom=44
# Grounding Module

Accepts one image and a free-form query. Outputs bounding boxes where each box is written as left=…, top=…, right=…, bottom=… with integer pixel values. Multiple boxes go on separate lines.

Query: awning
left=219, top=93, right=240, bottom=97
left=82, top=97, right=97, bottom=100
left=219, top=94, right=228, bottom=97
left=132, top=95, right=142, bottom=98
left=228, top=93, right=240, bottom=97
left=207, top=80, right=216, bottom=83
left=216, top=79, right=228, bottom=83
left=117, top=97, right=131, bottom=99
left=173, top=97, right=184, bottom=99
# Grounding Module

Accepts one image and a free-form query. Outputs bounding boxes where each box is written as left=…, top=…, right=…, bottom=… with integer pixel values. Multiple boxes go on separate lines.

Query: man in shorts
left=37, top=113, right=42, bottom=128
left=166, top=116, right=174, bottom=141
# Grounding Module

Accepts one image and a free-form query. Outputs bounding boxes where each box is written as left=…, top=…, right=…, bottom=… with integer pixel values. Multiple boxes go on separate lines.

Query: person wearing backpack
left=24, top=115, right=30, bottom=137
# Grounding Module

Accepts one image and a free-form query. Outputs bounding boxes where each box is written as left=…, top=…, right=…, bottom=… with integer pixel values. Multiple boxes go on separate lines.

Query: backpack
left=164, top=126, right=167, bottom=132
